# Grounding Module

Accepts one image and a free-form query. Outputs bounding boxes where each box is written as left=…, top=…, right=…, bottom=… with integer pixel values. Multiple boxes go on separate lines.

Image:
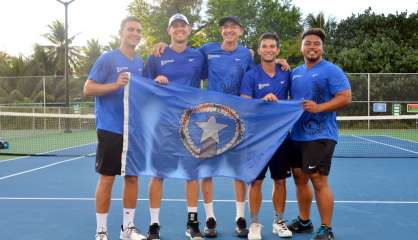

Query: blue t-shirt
left=88, top=49, right=144, bottom=134
left=144, top=47, right=205, bottom=88
left=290, top=59, right=351, bottom=142
left=240, top=65, right=290, bottom=100
left=200, top=42, right=255, bottom=95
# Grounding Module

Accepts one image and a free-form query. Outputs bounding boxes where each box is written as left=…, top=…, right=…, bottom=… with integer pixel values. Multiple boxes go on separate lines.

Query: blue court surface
left=1, top=139, right=418, bottom=240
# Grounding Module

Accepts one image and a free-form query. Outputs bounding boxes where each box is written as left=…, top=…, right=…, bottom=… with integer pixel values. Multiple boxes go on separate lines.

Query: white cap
left=168, top=13, right=189, bottom=27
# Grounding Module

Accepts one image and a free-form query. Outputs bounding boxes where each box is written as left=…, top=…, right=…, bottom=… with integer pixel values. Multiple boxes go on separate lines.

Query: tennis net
left=0, top=111, right=417, bottom=158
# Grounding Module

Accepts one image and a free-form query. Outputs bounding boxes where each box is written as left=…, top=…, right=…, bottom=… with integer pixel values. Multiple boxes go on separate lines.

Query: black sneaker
left=234, top=217, right=249, bottom=238
left=311, top=225, right=335, bottom=240
left=287, top=217, right=314, bottom=233
left=147, top=223, right=160, bottom=240
left=204, top=217, right=217, bottom=238
left=186, top=221, right=204, bottom=240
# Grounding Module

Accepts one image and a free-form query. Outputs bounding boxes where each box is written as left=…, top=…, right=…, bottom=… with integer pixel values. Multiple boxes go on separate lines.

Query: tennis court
left=0, top=112, right=417, bottom=239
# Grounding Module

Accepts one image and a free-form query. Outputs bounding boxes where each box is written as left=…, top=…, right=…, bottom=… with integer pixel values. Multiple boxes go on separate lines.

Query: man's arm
left=83, top=72, right=129, bottom=97
left=303, top=89, right=352, bottom=113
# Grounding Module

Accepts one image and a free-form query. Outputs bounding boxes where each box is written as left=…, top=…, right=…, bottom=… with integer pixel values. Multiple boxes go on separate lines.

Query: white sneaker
left=120, top=225, right=146, bottom=240
left=95, top=231, right=109, bottom=240
left=248, top=223, right=262, bottom=240
left=272, top=220, right=292, bottom=238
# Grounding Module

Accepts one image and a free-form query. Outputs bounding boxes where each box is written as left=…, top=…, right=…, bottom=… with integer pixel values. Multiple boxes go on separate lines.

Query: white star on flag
left=196, top=116, right=228, bottom=144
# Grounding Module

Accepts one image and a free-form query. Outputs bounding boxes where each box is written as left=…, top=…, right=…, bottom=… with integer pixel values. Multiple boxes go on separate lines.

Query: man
left=240, top=32, right=293, bottom=240
left=287, top=28, right=351, bottom=240
left=143, top=13, right=205, bottom=240
left=198, top=16, right=254, bottom=238
left=83, top=17, right=146, bottom=240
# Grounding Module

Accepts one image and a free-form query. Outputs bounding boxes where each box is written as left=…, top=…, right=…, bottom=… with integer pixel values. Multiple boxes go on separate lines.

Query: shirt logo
left=161, top=59, right=175, bottom=66
left=312, top=73, right=319, bottom=78
left=188, top=58, right=195, bottom=62
left=292, top=74, right=303, bottom=80
left=235, top=58, right=241, bottom=61
left=280, top=80, right=285, bottom=84
left=258, top=83, right=270, bottom=90
left=116, top=67, right=129, bottom=73
left=208, top=54, right=220, bottom=60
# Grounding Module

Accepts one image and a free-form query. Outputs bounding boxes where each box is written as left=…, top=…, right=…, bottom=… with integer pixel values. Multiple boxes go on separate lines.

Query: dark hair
left=120, top=16, right=141, bottom=32
left=258, top=32, right=280, bottom=47
left=302, top=28, right=326, bottom=43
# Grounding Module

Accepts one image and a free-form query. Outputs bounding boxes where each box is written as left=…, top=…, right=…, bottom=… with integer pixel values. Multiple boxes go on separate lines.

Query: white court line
left=0, top=154, right=93, bottom=181
left=351, top=135, right=418, bottom=155
left=0, top=143, right=95, bottom=163
left=0, top=197, right=417, bottom=204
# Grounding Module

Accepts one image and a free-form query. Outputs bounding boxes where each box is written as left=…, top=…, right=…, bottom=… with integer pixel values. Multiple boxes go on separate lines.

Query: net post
left=367, top=73, right=370, bottom=129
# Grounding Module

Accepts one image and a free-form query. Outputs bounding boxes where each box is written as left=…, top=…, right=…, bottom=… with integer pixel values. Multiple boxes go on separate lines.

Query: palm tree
left=303, top=12, right=337, bottom=39
left=42, top=20, right=80, bottom=75
left=77, top=39, right=102, bottom=75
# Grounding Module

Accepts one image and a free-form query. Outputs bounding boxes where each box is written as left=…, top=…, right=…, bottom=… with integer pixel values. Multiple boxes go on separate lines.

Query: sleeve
left=246, top=49, right=256, bottom=71
left=240, top=71, right=255, bottom=97
left=327, top=65, right=351, bottom=95
left=143, top=55, right=157, bottom=79
left=87, top=53, right=109, bottom=83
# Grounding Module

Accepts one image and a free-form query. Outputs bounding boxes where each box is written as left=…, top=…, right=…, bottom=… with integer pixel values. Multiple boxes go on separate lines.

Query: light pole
left=56, top=0, right=75, bottom=133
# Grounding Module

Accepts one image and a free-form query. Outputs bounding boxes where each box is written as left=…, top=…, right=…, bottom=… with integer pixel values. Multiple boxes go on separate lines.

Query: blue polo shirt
left=290, top=59, right=351, bottom=142
left=240, top=65, right=290, bottom=100
left=88, top=49, right=144, bottom=134
left=144, top=47, right=205, bottom=88
left=200, top=42, right=255, bottom=95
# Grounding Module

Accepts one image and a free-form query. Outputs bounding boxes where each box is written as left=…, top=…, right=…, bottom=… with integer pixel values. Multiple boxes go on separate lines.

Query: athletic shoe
left=186, top=221, right=204, bottom=240
left=247, top=223, right=262, bottom=240
left=147, top=223, right=160, bottom=240
left=311, top=225, right=335, bottom=240
left=272, top=220, right=292, bottom=238
left=120, top=225, right=146, bottom=240
left=203, top=217, right=217, bottom=238
left=235, top=217, right=249, bottom=238
left=95, top=231, right=109, bottom=240
left=287, top=217, right=314, bottom=233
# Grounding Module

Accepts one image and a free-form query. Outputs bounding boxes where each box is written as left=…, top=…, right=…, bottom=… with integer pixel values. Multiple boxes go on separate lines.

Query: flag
left=121, top=76, right=303, bottom=183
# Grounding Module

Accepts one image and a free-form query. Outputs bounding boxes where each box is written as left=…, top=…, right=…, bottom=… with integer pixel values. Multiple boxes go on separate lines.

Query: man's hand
left=262, top=93, right=278, bottom=102
left=303, top=100, right=321, bottom=113
left=275, top=58, right=290, bottom=71
left=154, top=75, right=169, bottom=85
left=152, top=42, right=168, bottom=57
left=115, top=72, right=130, bottom=87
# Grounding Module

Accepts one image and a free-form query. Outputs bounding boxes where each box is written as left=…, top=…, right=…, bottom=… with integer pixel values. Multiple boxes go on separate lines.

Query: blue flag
left=121, top=77, right=303, bottom=183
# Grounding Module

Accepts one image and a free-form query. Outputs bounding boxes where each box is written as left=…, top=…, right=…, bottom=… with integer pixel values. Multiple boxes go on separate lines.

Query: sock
left=298, top=216, right=311, bottom=225
left=123, top=208, right=135, bottom=229
left=250, top=213, right=259, bottom=224
left=235, top=201, right=245, bottom=220
left=187, top=206, right=198, bottom=213
left=203, top=202, right=215, bottom=220
left=96, top=213, right=108, bottom=233
left=150, top=208, right=160, bottom=225
left=188, top=212, right=198, bottom=223
left=275, top=212, right=284, bottom=222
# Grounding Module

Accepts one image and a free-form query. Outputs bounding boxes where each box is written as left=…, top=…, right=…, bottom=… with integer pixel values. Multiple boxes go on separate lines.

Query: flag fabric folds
left=121, top=76, right=303, bottom=183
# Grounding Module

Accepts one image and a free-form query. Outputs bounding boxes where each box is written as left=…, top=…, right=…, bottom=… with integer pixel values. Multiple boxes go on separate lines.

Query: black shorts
left=255, top=138, right=292, bottom=181
left=291, top=139, right=336, bottom=176
left=95, top=130, right=123, bottom=176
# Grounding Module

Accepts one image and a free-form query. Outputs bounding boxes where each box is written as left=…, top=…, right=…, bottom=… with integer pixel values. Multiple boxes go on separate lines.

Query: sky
left=0, top=0, right=417, bottom=56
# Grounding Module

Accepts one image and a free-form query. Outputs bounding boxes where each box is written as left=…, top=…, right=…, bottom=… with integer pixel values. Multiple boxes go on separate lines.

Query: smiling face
left=258, top=38, right=280, bottom=63
left=301, top=34, right=323, bottom=64
left=220, top=21, right=244, bottom=44
left=167, top=20, right=191, bottom=44
left=119, top=20, right=142, bottom=49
